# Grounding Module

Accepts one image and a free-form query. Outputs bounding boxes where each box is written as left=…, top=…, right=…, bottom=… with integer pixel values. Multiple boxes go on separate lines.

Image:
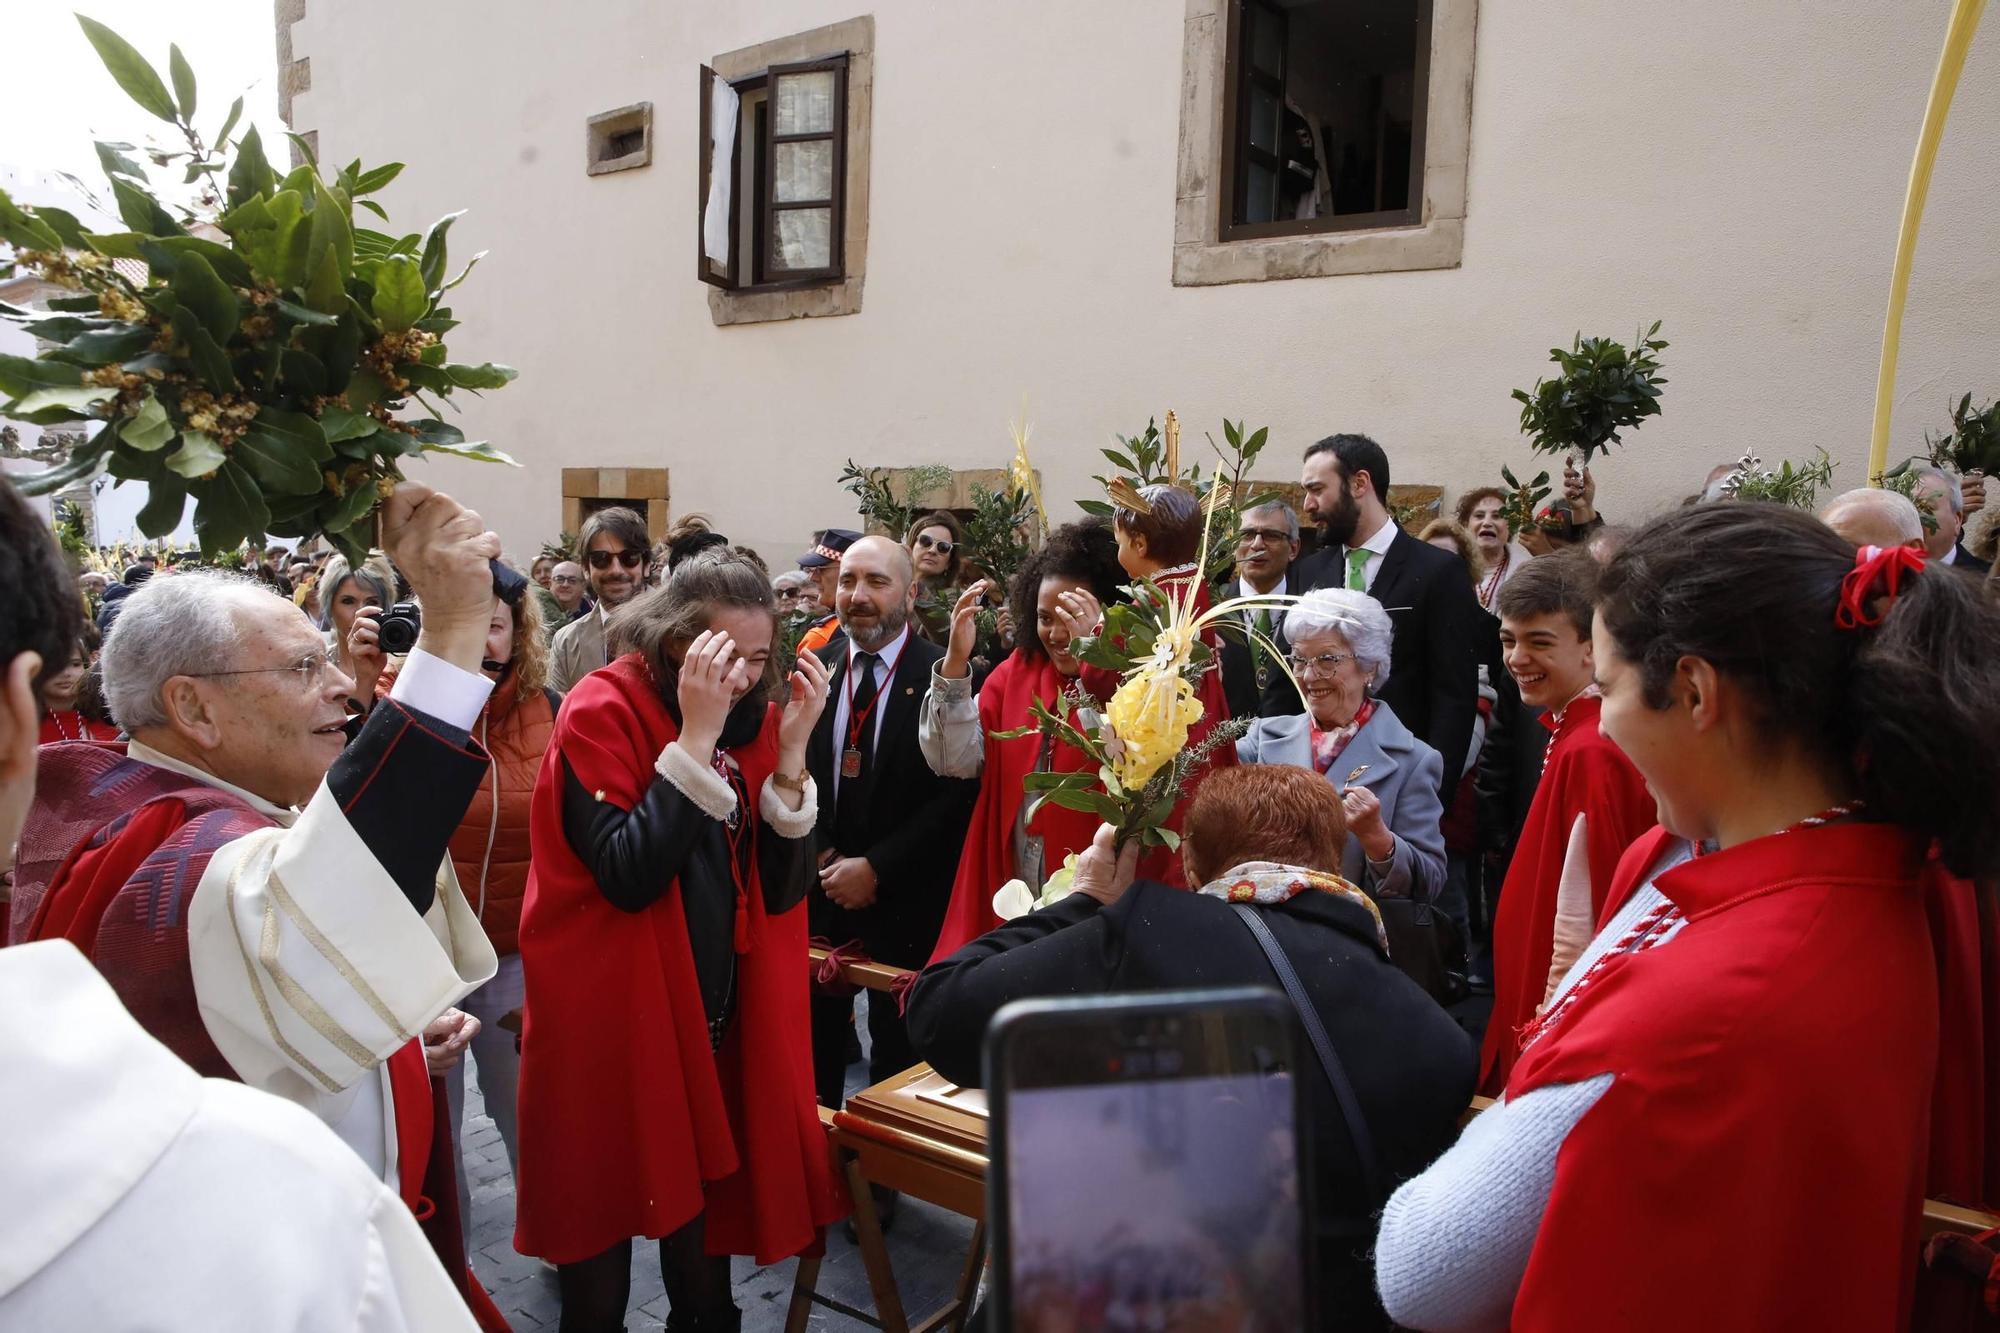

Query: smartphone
left=985, top=988, right=1313, bottom=1332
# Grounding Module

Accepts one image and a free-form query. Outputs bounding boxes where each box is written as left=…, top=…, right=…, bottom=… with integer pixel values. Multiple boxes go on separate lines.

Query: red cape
left=925, top=593, right=1236, bottom=968
left=927, top=650, right=1105, bottom=963
left=1477, top=694, right=1653, bottom=1094
left=1507, top=822, right=1937, bottom=1332
left=513, top=655, right=844, bottom=1265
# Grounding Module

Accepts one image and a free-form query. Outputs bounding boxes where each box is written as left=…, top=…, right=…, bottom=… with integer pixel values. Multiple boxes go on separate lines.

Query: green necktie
left=1251, top=606, right=1274, bottom=684
left=1346, top=547, right=1370, bottom=591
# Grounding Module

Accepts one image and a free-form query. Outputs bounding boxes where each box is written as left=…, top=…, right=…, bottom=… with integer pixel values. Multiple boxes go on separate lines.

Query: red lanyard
left=843, top=638, right=906, bottom=752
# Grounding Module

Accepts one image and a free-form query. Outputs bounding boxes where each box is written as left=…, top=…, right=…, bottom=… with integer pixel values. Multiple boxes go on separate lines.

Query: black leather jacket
left=561, top=750, right=812, bottom=1047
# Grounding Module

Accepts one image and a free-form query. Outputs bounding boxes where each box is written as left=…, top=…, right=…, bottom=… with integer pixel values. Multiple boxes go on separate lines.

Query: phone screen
left=990, top=992, right=1308, bottom=1332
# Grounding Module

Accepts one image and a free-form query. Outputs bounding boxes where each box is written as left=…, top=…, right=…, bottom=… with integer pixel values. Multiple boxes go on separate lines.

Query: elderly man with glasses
left=10, top=483, right=513, bottom=1325
left=1215, top=500, right=1304, bottom=719
left=550, top=506, right=652, bottom=693
left=548, top=559, right=591, bottom=621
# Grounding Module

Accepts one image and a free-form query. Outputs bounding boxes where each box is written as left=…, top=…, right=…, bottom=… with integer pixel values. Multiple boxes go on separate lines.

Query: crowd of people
left=1, top=429, right=1996, bottom=1332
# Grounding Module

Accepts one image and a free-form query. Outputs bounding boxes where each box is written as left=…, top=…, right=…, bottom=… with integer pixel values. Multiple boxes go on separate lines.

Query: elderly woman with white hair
left=1236, top=588, right=1446, bottom=904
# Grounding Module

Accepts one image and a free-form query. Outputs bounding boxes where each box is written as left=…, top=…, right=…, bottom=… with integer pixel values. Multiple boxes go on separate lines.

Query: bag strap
left=1231, top=902, right=1385, bottom=1205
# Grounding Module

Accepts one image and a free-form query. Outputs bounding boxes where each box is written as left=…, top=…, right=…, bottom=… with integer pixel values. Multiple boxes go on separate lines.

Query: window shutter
left=698, top=64, right=740, bottom=288
left=760, top=54, right=847, bottom=284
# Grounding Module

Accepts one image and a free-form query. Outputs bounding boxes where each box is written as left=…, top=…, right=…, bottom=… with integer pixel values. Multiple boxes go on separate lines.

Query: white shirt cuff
left=387, top=649, right=493, bottom=731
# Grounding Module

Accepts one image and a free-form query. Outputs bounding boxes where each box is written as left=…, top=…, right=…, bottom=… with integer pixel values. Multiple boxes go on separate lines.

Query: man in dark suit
left=1913, top=467, right=1993, bottom=575
left=808, top=536, right=977, bottom=1114
left=1215, top=500, right=1304, bottom=719
left=1263, top=434, right=1479, bottom=797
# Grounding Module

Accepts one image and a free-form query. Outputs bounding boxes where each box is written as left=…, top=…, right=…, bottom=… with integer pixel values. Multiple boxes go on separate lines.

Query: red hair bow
left=1835, top=544, right=1925, bottom=630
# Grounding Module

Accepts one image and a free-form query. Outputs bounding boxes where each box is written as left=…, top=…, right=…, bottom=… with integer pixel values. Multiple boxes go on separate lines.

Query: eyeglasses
left=550, top=574, right=583, bottom=586
left=1237, top=527, right=1292, bottom=548
left=1286, top=651, right=1356, bottom=678
left=585, top=549, right=646, bottom=571
left=914, top=534, right=955, bottom=556
left=189, top=649, right=342, bottom=689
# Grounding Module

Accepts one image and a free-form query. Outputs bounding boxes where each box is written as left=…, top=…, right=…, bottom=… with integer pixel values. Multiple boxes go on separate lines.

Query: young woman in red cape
left=514, top=554, right=845, bottom=1333
left=1375, top=504, right=2000, bottom=1332
left=921, top=520, right=1189, bottom=963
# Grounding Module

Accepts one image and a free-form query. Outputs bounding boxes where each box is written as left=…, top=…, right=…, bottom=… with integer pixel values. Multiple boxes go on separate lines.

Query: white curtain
left=702, top=78, right=740, bottom=268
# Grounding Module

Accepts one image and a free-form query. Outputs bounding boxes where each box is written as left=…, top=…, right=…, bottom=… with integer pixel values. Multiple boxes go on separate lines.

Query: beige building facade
left=280, top=0, right=2000, bottom=562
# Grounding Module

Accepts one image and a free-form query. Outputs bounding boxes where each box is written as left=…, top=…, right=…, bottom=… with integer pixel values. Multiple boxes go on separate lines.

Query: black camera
left=377, top=601, right=422, bottom=655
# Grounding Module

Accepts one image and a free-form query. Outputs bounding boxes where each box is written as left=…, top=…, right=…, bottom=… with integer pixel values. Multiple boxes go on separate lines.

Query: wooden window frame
left=698, top=55, right=849, bottom=292
left=1217, top=0, right=1433, bottom=244
left=760, top=56, right=848, bottom=286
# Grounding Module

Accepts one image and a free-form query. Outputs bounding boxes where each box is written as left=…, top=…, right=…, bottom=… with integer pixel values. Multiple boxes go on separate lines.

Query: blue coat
left=1235, top=701, right=1446, bottom=903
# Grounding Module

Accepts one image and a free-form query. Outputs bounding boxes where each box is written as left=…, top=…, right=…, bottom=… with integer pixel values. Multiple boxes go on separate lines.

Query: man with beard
left=550, top=507, right=651, bottom=692
left=806, top=536, right=977, bottom=1129
left=1264, top=434, right=1479, bottom=800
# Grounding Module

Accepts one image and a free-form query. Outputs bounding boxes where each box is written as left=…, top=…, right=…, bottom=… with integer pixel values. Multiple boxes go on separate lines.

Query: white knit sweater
left=1375, top=842, right=1694, bottom=1331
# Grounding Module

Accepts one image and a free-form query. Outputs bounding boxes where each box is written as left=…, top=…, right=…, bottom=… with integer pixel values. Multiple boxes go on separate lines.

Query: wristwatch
left=771, top=767, right=811, bottom=793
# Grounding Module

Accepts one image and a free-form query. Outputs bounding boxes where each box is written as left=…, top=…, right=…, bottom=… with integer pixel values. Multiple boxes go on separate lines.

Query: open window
left=699, top=54, right=849, bottom=290
left=1220, top=0, right=1431, bottom=240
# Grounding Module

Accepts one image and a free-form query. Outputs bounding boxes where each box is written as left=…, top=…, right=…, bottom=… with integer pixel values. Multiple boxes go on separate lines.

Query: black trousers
left=811, top=987, right=917, bottom=1109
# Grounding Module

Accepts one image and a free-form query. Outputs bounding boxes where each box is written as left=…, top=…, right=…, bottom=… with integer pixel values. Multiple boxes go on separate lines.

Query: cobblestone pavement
left=461, top=1041, right=977, bottom=1330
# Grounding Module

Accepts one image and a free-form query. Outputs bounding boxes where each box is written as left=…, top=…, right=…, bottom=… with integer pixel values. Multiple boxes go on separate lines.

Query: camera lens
left=377, top=602, right=422, bottom=655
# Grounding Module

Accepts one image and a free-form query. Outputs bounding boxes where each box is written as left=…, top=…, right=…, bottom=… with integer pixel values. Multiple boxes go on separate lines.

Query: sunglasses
left=585, top=549, right=646, bottom=571
left=914, top=534, right=955, bottom=556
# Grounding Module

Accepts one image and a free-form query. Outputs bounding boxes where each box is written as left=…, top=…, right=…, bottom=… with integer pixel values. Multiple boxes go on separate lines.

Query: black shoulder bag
left=1231, top=902, right=1384, bottom=1206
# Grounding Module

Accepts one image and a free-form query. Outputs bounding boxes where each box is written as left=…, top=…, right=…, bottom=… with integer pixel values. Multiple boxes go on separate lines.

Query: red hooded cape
left=513, top=655, right=845, bottom=1266
left=1506, top=822, right=1937, bottom=1332
left=1477, top=694, right=1654, bottom=1095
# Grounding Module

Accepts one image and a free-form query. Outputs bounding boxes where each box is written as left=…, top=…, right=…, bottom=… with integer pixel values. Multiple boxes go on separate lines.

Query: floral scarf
left=1196, top=860, right=1389, bottom=952
left=1308, top=699, right=1375, bottom=776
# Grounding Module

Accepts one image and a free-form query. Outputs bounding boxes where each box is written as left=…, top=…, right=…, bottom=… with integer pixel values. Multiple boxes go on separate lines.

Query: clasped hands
left=819, top=847, right=878, bottom=910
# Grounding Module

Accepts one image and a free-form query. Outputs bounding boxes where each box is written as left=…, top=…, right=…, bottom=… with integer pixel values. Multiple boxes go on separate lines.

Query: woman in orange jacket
left=366, top=572, right=558, bottom=1217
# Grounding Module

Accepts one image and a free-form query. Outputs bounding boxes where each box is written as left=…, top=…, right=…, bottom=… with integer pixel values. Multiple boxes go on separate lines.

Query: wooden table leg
left=846, top=1153, right=911, bottom=1333
left=784, top=1250, right=823, bottom=1333
left=949, top=1221, right=985, bottom=1332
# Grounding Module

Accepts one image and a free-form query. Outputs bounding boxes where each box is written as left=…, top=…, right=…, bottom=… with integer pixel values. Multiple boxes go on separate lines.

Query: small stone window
left=586, top=102, right=653, bottom=177
left=561, top=467, right=669, bottom=538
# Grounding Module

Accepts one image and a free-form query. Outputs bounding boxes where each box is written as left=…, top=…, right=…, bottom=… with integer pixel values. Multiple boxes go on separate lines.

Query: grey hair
left=1915, top=466, right=1964, bottom=517
left=315, top=554, right=390, bottom=632
left=1243, top=500, right=1300, bottom=542
left=101, top=569, right=276, bottom=731
left=1282, top=587, right=1393, bottom=689
left=772, top=570, right=810, bottom=592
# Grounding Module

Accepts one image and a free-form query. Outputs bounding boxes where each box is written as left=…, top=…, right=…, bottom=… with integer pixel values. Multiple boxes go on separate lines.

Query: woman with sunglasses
left=905, top=511, right=967, bottom=647
left=1377, top=504, right=2000, bottom=1332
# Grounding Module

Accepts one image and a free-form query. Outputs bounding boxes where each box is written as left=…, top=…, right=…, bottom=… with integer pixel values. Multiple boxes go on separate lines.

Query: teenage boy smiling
left=1478, top=550, right=1655, bottom=1095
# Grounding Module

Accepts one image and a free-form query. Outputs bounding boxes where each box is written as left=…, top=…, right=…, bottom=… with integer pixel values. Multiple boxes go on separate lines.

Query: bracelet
left=771, top=767, right=810, bottom=793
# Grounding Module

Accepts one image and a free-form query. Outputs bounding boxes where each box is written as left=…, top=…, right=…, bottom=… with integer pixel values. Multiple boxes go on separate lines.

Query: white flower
left=992, top=879, right=1037, bottom=920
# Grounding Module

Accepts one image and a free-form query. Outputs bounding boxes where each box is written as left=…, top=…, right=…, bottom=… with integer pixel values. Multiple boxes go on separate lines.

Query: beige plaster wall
left=284, top=0, right=2000, bottom=563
